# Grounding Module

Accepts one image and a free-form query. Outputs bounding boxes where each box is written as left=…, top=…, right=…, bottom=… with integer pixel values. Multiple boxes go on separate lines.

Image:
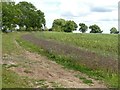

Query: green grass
left=2, top=32, right=31, bottom=88
left=2, top=67, right=31, bottom=88
left=2, top=32, right=29, bottom=55
left=33, top=32, right=118, bottom=59
left=3, top=63, right=18, bottom=68
left=75, top=74, right=93, bottom=85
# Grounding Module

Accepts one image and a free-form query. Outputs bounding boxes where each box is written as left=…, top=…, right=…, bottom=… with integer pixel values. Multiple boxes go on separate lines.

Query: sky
left=15, top=0, right=119, bottom=33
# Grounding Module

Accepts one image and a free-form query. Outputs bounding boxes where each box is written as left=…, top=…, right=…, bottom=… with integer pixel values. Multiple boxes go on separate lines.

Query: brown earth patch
left=14, top=49, right=106, bottom=88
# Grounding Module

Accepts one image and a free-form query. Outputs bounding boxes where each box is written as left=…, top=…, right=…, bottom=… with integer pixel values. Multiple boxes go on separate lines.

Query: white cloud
left=14, top=0, right=119, bottom=33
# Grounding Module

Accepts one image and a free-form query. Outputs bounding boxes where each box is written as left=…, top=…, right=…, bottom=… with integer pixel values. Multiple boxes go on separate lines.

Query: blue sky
left=15, top=0, right=119, bottom=33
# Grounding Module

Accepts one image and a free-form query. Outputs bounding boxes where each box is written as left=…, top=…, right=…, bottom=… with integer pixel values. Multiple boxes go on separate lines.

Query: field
left=2, top=31, right=119, bottom=88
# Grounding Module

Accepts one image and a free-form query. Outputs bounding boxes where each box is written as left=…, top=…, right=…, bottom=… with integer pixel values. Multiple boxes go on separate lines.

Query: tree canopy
left=52, top=19, right=78, bottom=32
left=110, top=27, right=119, bottom=34
left=64, top=20, right=78, bottom=32
left=52, top=19, right=66, bottom=32
left=89, top=24, right=103, bottom=33
left=2, top=1, right=46, bottom=32
left=79, top=23, right=88, bottom=33
left=2, top=1, right=117, bottom=34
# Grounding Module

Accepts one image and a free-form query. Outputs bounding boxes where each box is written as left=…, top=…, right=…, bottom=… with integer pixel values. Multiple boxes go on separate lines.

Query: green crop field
left=2, top=31, right=119, bottom=88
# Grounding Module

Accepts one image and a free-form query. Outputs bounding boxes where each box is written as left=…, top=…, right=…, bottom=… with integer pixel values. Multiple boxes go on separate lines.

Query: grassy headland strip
left=16, top=34, right=118, bottom=87
left=2, top=32, right=33, bottom=88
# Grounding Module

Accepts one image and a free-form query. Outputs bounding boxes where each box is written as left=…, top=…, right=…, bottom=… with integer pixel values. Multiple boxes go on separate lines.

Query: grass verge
left=2, top=32, right=32, bottom=88
left=2, top=67, right=31, bottom=88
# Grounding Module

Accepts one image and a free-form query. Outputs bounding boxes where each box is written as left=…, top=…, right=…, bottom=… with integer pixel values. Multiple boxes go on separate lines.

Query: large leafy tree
left=2, top=2, right=16, bottom=32
left=110, top=27, right=119, bottom=34
left=52, top=19, right=78, bottom=32
left=52, top=19, right=66, bottom=32
left=36, top=10, right=46, bottom=30
left=64, top=20, right=78, bottom=32
left=16, top=1, right=37, bottom=30
left=2, top=1, right=46, bottom=32
left=79, top=23, right=88, bottom=33
left=16, top=1, right=46, bottom=31
left=89, top=24, right=103, bottom=33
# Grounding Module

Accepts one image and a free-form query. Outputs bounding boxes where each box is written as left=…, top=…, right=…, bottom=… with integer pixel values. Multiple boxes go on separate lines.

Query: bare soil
left=10, top=49, right=106, bottom=88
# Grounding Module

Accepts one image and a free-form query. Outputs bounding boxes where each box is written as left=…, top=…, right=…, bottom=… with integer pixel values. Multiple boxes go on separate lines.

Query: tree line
left=2, top=1, right=118, bottom=34
left=2, top=1, right=45, bottom=32
left=49, top=18, right=119, bottom=34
